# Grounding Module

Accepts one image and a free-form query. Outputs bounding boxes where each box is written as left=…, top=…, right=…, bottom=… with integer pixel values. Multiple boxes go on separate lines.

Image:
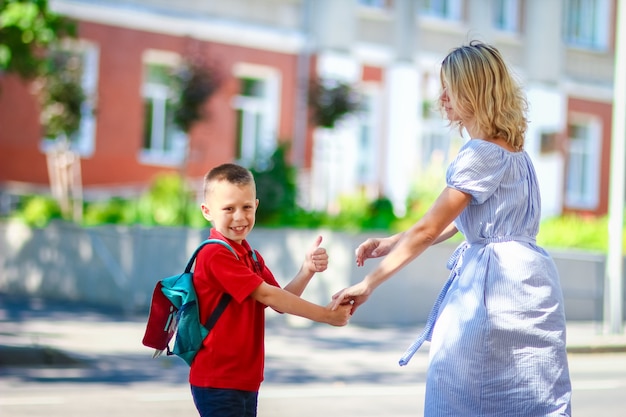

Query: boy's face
left=201, top=180, right=259, bottom=244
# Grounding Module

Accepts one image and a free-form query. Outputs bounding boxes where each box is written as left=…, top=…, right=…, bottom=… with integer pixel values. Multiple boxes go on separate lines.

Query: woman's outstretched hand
left=355, top=237, right=396, bottom=266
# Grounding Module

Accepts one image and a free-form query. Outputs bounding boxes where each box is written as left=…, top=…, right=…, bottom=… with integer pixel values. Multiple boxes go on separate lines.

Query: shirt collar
left=208, top=228, right=252, bottom=259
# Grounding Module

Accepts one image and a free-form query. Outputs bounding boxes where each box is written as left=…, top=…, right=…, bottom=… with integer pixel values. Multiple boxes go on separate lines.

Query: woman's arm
left=332, top=187, right=471, bottom=311
left=432, top=222, right=459, bottom=245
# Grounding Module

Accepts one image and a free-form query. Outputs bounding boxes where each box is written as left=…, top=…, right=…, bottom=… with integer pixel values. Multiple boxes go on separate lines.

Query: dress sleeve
left=446, top=140, right=508, bottom=204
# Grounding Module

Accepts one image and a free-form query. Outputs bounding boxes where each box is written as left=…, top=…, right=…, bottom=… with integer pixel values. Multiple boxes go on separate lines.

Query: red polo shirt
left=189, top=229, right=280, bottom=391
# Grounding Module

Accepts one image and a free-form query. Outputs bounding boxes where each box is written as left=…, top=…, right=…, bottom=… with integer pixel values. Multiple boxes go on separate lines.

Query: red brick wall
left=0, top=20, right=300, bottom=193
left=564, top=97, right=613, bottom=216
left=0, top=75, right=49, bottom=184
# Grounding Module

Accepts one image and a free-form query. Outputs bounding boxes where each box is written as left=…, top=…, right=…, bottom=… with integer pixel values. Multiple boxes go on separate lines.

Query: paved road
left=1, top=296, right=626, bottom=416
left=2, top=339, right=626, bottom=416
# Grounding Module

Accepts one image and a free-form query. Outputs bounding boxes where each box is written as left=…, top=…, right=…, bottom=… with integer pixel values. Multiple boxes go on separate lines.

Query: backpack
left=141, top=238, right=244, bottom=366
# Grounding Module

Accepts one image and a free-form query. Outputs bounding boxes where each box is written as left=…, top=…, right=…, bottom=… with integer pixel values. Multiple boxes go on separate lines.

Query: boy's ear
left=255, top=199, right=259, bottom=210
left=201, top=203, right=212, bottom=221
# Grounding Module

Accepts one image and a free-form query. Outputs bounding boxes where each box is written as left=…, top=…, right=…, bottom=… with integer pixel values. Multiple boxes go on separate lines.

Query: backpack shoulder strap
left=184, top=239, right=237, bottom=331
left=204, top=292, right=232, bottom=331
left=184, top=238, right=238, bottom=273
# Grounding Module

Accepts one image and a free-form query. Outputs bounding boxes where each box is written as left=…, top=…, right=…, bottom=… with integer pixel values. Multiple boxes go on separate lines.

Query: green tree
left=172, top=56, right=222, bottom=133
left=36, top=48, right=85, bottom=139
left=0, top=0, right=75, bottom=79
left=250, top=143, right=298, bottom=225
left=308, top=77, right=363, bottom=128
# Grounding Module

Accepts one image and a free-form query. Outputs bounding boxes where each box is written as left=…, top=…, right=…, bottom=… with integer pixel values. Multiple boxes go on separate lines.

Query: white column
left=383, top=64, right=420, bottom=217
left=523, top=0, right=566, bottom=218
left=605, top=0, right=626, bottom=334
left=310, top=52, right=360, bottom=211
left=525, top=88, right=566, bottom=219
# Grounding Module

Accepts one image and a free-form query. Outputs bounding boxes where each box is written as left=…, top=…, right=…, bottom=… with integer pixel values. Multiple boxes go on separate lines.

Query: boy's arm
left=283, top=235, right=327, bottom=296
left=251, top=281, right=350, bottom=326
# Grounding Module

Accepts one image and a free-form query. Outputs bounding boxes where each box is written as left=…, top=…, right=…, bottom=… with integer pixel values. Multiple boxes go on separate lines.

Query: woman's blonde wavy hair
left=439, top=40, right=528, bottom=151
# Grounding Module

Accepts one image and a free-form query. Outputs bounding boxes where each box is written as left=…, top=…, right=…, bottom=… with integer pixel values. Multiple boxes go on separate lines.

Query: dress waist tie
left=398, top=235, right=535, bottom=366
left=398, top=241, right=467, bottom=366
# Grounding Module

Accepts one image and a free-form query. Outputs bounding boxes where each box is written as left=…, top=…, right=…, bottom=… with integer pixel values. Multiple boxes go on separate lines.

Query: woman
left=331, top=41, right=572, bottom=416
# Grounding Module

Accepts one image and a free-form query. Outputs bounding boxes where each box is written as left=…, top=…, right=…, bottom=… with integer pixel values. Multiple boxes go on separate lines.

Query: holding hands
left=331, top=234, right=400, bottom=314
left=331, top=281, right=370, bottom=315
left=324, top=300, right=353, bottom=326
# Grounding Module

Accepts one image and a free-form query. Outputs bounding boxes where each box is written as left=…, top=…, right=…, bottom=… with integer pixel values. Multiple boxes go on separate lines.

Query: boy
left=190, top=163, right=351, bottom=417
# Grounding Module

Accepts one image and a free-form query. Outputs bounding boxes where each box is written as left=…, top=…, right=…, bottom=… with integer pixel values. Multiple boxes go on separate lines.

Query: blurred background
left=0, top=0, right=626, bottom=319
left=0, top=0, right=625, bottom=322
left=0, top=0, right=621, bottom=223
left=1, top=2, right=626, bottom=416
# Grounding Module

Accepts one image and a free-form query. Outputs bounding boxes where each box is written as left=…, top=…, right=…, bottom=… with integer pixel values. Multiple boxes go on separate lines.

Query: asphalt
left=2, top=294, right=626, bottom=417
left=1, top=293, right=625, bottom=375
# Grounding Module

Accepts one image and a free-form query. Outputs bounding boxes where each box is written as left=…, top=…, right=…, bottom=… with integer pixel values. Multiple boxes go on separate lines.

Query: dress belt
left=398, top=235, right=535, bottom=366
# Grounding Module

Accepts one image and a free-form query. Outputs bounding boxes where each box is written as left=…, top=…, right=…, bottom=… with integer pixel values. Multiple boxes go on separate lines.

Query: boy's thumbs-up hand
left=305, top=235, right=328, bottom=273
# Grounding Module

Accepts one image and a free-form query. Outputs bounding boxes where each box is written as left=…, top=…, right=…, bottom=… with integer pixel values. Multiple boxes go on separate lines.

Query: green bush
left=250, top=143, right=298, bottom=226
left=186, top=201, right=207, bottom=229
left=137, top=173, right=192, bottom=226
left=6, top=145, right=626, bottom=255
left=83, top=197, right=135, bottom=226
left=391, top=165, right=446, bottom=233
left=7, top=187, right=626, bottom=254
left=13, top=195, right=62, bottom=227
left=537, top=214, right=626, bottom=253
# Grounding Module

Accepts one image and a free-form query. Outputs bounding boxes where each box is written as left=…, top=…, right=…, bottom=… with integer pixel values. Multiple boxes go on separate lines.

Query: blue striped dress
left=403, top=139, right=572, bottom=416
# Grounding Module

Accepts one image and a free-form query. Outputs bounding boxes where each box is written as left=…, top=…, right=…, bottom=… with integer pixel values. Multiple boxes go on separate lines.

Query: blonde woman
left=332, top=41, right=572, bottom=416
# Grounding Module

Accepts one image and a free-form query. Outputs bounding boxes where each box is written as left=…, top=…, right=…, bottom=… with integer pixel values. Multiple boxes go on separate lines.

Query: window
left=565, top=119, right=601, bottom=209
left=357, top=0, right=390, bottom=9
left=492, top=0, right=520, bottom=33
left=40, top=41, right=99, bottom=157
left=540, top=131, right=559, bottom=154
left=140, top=50, right=186, bottom=166
left=356, top=89, right=380, bottom=187
left=564, top=0, right=610, bottom=51
left=420, top=0, right=463, bottom=21
left=232, top=64, right=280, bottom=168
left=421, top=120, right=452, bottom=169
left=419, top=71, right=461, bottom=172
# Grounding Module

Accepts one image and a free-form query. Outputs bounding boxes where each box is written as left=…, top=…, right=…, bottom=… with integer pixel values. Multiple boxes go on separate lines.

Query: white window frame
left=492, top=0, right=520, bottom=33
left=139, top=49, right=186, bottom=167
left=565, top=116, right=602, bottom=209
left=356, top=85, right=381, bottom=189
left=357, top=0, right=388, bottom=9
left=563, top=0, right=611, bottom=51
left=420, top=0, right=463, bottom=21
left=418, top=69, right=462, bottom=172
left=421, top=117, right=454, bottom=170
left=231, top=63, right=280, bottom=169
left=40, top=40, right=99, bottom=158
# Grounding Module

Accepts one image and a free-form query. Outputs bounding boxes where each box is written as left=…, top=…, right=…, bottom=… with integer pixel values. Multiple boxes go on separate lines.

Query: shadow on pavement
left=0, top=293, right=427, bottom=387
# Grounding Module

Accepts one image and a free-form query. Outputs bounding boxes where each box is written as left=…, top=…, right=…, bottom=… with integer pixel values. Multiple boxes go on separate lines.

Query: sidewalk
left=2, top=294, right=626, bottom=417
left=1, top=294, right=625, bottom=372
left=0, top=295, right=626, bottom=368
left=565, top=321, right=626, bottom=353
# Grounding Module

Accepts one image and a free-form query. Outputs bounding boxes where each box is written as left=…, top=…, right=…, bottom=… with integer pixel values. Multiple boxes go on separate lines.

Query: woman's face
left=440, top=84, right=461, bottom=123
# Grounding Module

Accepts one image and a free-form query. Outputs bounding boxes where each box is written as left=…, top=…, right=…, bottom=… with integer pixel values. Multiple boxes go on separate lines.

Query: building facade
left=0, top=0, right=619, bottom=218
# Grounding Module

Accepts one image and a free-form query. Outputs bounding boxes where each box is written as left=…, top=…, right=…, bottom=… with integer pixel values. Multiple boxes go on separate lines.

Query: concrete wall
left=0, top=221, right=621, bottom=326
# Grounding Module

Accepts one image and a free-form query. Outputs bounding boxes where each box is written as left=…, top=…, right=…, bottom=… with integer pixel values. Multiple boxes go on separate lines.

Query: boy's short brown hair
left=203, top=163, right=256, bottom=200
